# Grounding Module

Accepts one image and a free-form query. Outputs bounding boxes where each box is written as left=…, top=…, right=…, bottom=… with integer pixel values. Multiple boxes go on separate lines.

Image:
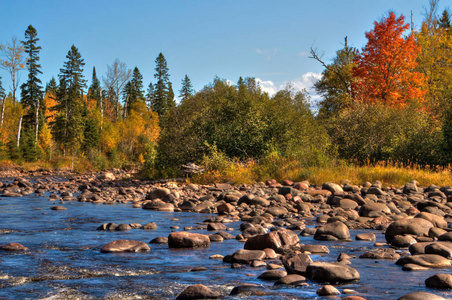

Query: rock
left=356, top=233, right=376, bottom=241
left=438, top=232, right=452, bottom=241
left=116, top=223, right=132, bottom=231
left=425, top=273, right=452, bottom=289
left=359, top=202, right=390, bottom=217
left=168, top=232, right=210, bottom=248
left=97, top=223, right=118, bottom=230
left=385, top=218, right=434, bottom=243
left=415, top=212, right=447, bottom=229
left=244, top=229, right=299, bottom=252
left=229, top=284, right=267, bottom=296
left=50, top=205, right=67, bottom=210
left=314, top=221, right=350, bottom=240
left=257, top=269, right=287, bottom=280
left=306, top=262, right=360, bottom=282
left=403, top=181, right=419, bottom=194
left=266, top=206, right=288, bottom=217
left=299, top=244, right=329, bottom=254
left=425, top=242, right=452, bottom=259
left=231, top=249, right=266, bottom=264
left=100, top=240, right=150, bottom=253
left=141, top=222, right=158, bottom=230
left=317, top=284, right=340, bottom=296
left=150, top=237, right=168, bottom=244
left=0, top=242, right=28, bottom=251
left=391, top=235, right=417, bottom=248
left=274, top=274, right=307, bottom=285
left=343, top=297, right=368, bottom=300
left=207, top=223, right=227, bottom=231
left=281, top=252, right=313, bottom=275
left=395, top=254, right=451, bottom=268
left=176, top=284, right=220, bottom=300
left=97, top=172, right=115, bottom=181
left=142, top=200, right=174, bottom=211
left=397, top=291, right=445, bottom=300
left=242, top=225, right=267, bottom=238
left=322, top=182, right=343, bottom=193
left=146, top=188, right=171, bottom=200
left=217, top=203, right=235, bottom=214
left=359, top=248, right=400, bottom=260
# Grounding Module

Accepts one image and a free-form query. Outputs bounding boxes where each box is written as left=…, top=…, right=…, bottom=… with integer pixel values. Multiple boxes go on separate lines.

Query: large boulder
left=414, top=212, right=447, bottom=229
left=281, top=252, right=313, bottom=275
left=176, top=284, right=220, bottom=300
left=100, top=240, right=150, bottom=253
left=231, top=249, right=266, bottom=264
left=244, top=229, right=299, bottom=252
left=306, top=262, right=360, bottom=283
left=385, top=218, right=434, bottom=243
left=314, top=221, right=350, bottom=240
left=395, top=254, right=451, bottom=268
left=168, top=232, right=210, bottom=248
left=425, top=273, right=452, bottom=289
left=322, top=182, right=343, bottom=193
left=146, top=188, right=171, bottom=200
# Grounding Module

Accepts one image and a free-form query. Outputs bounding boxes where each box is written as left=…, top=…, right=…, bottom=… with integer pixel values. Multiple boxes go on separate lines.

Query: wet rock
left=149, top=237, right=168, bottom=244
left=397, top=291, right=445, bottom=300
left=316, top=284, right=340, bottom=296
left=395, top=254, right=451, bottom=268
left=207, top=223, right=227, bottom=231
left=274, top=274, right=307, bottom=285
left=231, top=249, right=266, bottom=264
left=116, top=223, right=132, bottom=231
left=359, top=248, right=400, bottom=260
left=391, top=235, right=417, bottom=248
left=299, top=244, right=329, bottom=254
left=50, top=205, right=67, bottom=210
left=100, top=240, right=150, bottom=253
left=355, top=233, right=376, bottom=241
left=141, top=222, right=158, bottom=230
left=176, top=284, right=220, bottom=300
left=168, top=232, right=210, bottom=248
left=257, top=269, right=287, bottom=280
left=97, top=223, right=118, bottom=230
left=425, top=242, right=452, bottom=259
left=306, top=262, right=360, bottom=282
left=0, top=242, right=28, bottom=251
left=229, top=284, right=268, bottom=296
left=425, top=273, right=452, bottom=289
left=244, top=229, right=299, bottom=252
left=314, top=221, right=350, bottom=240
left=142, top=200, right=175, bottom=212
left=281, top=252, right=313, bottom=275
left=385, top=218, right=434, bottom=243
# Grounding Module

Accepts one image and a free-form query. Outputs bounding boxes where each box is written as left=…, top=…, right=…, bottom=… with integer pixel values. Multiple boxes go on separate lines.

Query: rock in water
left=244, top=229, right=299, bottom=252
left=100, top=240, right=150, bottom=253
left=306, top=262, right=360, bottom=282
left=397, top=291, right=445, bottom=300
left=168, top=232, right=210, bottom=248
left=176, top=284, right=220, bottom=300
left=0, top=242, right=28, bottom=251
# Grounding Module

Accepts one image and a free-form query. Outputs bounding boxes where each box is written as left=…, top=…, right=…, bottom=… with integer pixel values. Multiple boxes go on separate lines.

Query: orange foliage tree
left=353, top=12, right=427, bottom=107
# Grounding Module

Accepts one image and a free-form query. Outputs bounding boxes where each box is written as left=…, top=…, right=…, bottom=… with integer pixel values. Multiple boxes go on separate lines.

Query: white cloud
left=255, top=78, right=277, bottom=95
left=255, top=47, right=278, bottom=60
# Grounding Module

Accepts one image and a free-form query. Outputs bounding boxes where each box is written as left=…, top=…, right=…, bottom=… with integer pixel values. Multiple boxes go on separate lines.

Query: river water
left=0, top=188, right=451, bottom=299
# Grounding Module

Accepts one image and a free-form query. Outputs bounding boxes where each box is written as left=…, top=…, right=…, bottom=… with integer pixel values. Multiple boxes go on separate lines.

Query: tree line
left=0, top=1, right=451, bottom=176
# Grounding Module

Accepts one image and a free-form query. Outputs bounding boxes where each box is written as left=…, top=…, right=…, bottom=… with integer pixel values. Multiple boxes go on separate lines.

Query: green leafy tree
left=179, top=75, right=193, bottom=102
left=20, top=25, right=43, bottom=155
left=311, top=37, right=357, bottom=117
left=52, top=45, right=87, bottom=158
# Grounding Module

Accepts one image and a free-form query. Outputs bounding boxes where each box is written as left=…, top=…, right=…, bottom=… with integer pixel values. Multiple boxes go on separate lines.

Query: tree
left=0, top=37, right=26, bottom=104
left=311, top=37, right=357, bottom=117
left=88, top=67, right=102, bottom=110
left=179, top=75, right=193, bottom=102
left=123, top=67, right=145, bottom=117
left=52, top=45, right=87, bottom=158
left=439, top=9, right=451, bottom=29
left=149, top=52, right=174, bottom=117
left=102, top=59, right=131, bottom=120
left=353, top=12, right=427, bottom=107
left=20, top=25, right=43, bottom=154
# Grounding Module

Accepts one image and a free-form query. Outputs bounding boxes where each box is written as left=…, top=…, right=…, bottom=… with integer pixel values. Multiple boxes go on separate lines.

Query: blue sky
left=0, top=0, right=449, bottom=101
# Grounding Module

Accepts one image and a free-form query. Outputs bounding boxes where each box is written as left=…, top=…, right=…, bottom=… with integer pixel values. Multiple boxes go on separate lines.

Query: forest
left=0, top=3, right=451, bottom=184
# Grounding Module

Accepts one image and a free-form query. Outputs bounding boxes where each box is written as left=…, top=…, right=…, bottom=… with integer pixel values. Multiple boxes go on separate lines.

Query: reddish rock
left=244, top=229, right=300, bottom=252
left=0, top=242, right=28, bottom=251
left=100, top=240, right=150, bottom=253
left=168, top=232, right=210, bottom=248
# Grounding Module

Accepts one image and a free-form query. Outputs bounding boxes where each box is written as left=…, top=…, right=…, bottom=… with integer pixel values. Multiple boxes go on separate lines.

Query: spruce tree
left=439, top=10, right=451, bottom=30
left=52, top=45, right=87, bottom=157
left=150, top=52, right=173, bottom=116
left=46, top=77, right=57, bottom=94
left=124, top=67, right=145, bottom=115
left=146, top=82, right=155, bottom=109
left=20, top=25, right=43, bottom=156
left=179, top=75, right=193, bottom=102
left=88, top=67, right=101, bottom=108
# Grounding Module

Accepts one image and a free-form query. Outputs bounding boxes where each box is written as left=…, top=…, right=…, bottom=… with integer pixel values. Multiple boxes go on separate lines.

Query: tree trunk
left=35, top=100, right=39, bottom=144
left=17, top=116, right=22, bottom=148
left=0, top=96, right=6, bottom=129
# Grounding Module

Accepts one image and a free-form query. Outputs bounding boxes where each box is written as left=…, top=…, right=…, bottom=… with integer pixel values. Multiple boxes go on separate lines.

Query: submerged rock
left=100, top=240, right=150, bottom=253
left=176, top=284, right=220, bottom=300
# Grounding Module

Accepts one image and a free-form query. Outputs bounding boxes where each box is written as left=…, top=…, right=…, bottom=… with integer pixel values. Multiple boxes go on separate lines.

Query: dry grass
left=192, top=156, right=452, bottom=187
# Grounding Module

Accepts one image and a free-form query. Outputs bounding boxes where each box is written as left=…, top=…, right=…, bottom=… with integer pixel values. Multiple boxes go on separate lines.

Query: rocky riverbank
left=1, top=172, right=452, bottom=299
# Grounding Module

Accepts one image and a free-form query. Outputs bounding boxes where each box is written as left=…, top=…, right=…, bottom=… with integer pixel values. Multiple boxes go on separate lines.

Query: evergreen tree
left=0, top=76, right=5, bottom=99
left=439, top=9, right=451, bottom=29
left=20, top=25, right=43, bottom=156
left=52, top=45, right=87, bottom=157
left=179, top=75, right=193, bottom=102
left=150, top=52, right=174, bottom=116
left=146, top=82, right=155, bottom=109
left=88, top=67, right=101, bottom=108
left=124, top=67, right=145, bottom=116
left=46, top=77, right=57, bottom=94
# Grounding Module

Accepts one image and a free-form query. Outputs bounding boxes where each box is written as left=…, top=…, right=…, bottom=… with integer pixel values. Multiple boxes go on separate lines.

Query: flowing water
left=0, top=186, right=451, bottom=299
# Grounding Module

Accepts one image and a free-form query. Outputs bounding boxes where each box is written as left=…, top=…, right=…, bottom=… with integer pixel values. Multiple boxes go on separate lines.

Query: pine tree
left=20, top=25, right=43, bottom=156
left=46, top=77, right=57, bottom=95
left=179, top=75, right=193, bottom=102
left=88, top=67, right=101, bottom=108
left=146, top=82, right=155, bottom=109
left=124, top=67, right=145, bottom=116
left=150, top=52, right=173, bottom=117
left=439, top=10, right=451, bottom=30
left=52, top=45, right=87, bottom=157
